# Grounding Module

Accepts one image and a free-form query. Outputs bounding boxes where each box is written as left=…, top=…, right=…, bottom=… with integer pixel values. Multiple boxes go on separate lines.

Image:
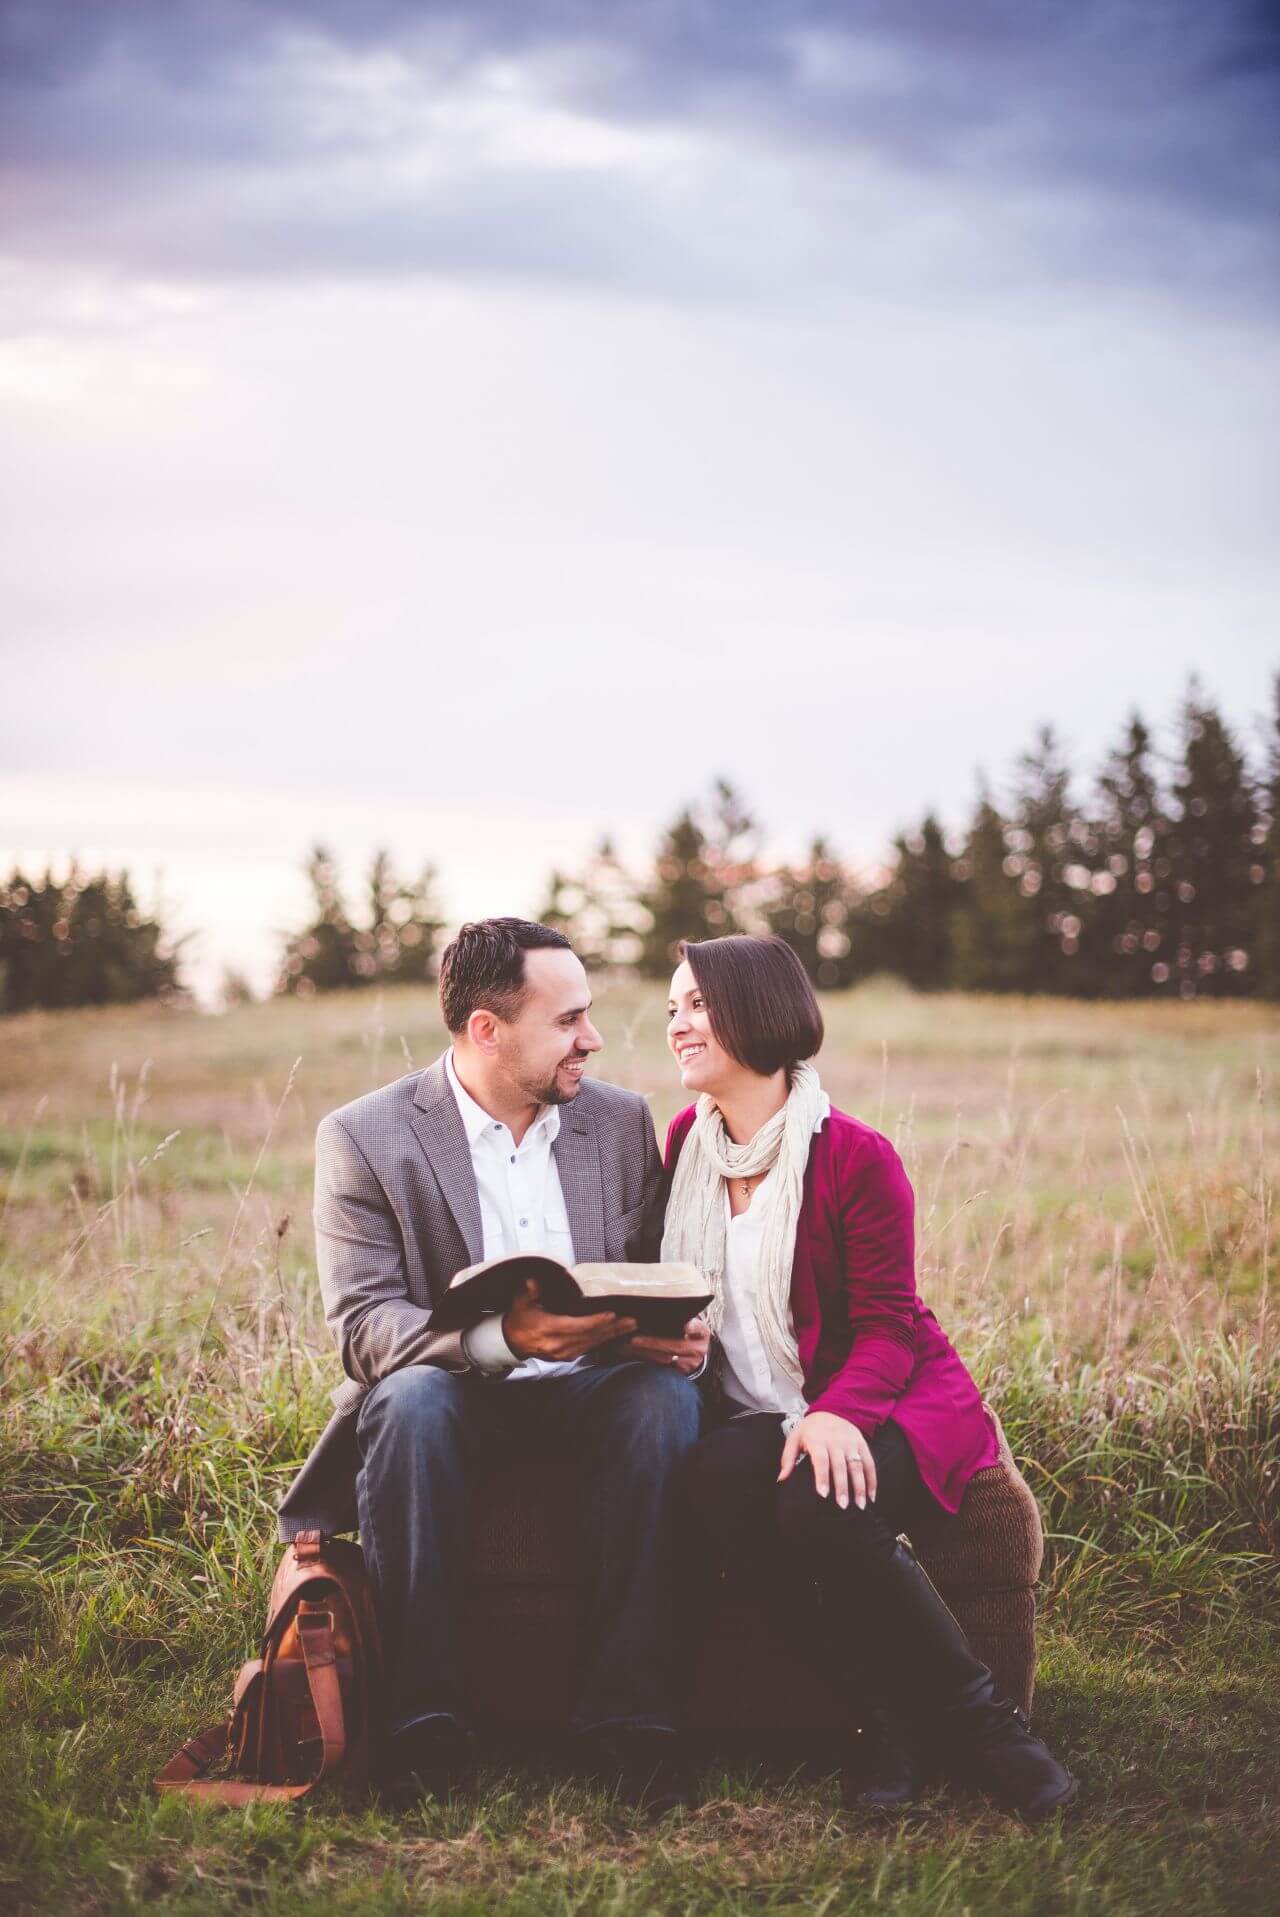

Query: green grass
left=1, top=981, right=1278, bottom=1912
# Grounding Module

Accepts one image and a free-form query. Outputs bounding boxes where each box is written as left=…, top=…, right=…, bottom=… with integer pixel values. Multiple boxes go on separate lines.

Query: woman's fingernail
left=856, top=1494, right=866, bottom=1509
left=836, top=1494, right=848, bottom=1509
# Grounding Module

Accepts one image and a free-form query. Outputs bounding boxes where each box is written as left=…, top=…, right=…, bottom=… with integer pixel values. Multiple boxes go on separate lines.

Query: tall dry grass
left=3, top=975, right=1274, bottom=1370
left=3, top=981, right=1279, bottom=1914
left=2, top=978, right=1276, bottom=1633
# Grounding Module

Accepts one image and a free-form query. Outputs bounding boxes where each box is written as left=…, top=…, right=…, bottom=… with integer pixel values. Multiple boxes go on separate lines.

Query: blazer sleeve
left=807, top=1133, right=918, bottom=1438
left=314, top=1114, right=468, bottom=1388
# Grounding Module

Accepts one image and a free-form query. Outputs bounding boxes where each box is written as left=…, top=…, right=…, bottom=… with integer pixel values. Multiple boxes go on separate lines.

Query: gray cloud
left=0, top=1, right=1277, bottom=306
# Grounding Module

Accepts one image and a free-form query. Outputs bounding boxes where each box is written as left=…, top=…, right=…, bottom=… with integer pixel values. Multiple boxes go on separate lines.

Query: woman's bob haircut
left=680, top=934, right=824, bottom=1079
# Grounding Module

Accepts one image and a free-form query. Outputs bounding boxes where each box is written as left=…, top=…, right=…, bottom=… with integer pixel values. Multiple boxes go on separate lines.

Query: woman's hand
left=617, top=1315, right=711, bottom=1377
left=777, top=1411, right=878, bottom=1510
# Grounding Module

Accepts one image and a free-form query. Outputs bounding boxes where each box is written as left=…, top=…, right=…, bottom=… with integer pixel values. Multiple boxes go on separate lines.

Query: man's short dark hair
left=439, top=918, right=573, bottom=1033
left=682, top=934, right=824, bottom=1077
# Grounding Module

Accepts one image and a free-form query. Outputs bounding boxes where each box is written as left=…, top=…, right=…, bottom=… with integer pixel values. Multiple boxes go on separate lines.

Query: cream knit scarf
left=661, top=1061, right=829, bottom=1411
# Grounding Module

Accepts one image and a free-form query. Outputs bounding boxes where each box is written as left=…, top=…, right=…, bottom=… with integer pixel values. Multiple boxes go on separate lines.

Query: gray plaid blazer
left=277, top=1054, right=666, bottom=1539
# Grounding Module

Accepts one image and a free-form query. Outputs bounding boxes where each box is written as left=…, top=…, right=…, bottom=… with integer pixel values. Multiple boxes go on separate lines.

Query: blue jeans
left=355, top=1361, right=702, bottom=1738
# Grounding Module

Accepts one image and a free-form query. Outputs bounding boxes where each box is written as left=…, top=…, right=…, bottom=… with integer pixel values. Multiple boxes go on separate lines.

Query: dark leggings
left=675, top=1412, right=952, bottom=1706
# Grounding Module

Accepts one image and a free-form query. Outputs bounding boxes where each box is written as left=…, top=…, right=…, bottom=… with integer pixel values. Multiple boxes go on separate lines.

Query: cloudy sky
left=3, top=0, right=1278, bottom=997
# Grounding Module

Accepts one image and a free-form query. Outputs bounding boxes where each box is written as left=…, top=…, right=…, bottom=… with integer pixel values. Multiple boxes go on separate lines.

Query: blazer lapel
left=552, top=1099, right=606, bottom=1264
left=410, top=1056, right=484, bottom=1266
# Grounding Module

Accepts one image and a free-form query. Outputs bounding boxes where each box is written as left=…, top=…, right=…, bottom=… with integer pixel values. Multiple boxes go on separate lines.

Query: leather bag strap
left=153, top=1615, right=348, bottom=1802
left=153, top=1723, right=314, bottom=1803
left=296, top=1608, right=347, bottom=1782
left=153, top=1722, right=232, bottom=1788
left=152, top=1732, right=312, bottom=1801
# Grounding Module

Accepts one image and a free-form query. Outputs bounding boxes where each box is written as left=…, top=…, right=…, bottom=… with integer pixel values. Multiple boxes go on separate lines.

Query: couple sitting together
left=278, top=917, right=1076, bottom=1819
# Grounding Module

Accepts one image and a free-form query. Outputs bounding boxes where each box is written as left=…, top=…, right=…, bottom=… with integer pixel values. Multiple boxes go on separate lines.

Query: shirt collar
left=445, top=1048, right=561, bottom=1148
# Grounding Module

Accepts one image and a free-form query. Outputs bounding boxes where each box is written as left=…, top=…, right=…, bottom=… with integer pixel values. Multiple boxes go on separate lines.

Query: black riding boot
left=848, top=1538, right=1077, bottom=1819
left=841, top=1703, right=930, bottom=1814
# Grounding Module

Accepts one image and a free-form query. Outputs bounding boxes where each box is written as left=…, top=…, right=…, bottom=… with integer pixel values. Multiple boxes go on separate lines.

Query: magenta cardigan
left=665, top=1104, right=999, bottom=1514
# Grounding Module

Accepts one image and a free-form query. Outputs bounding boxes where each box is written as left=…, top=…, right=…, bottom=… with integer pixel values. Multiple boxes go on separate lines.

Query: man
left=278, top=918, right=708, bottom=1809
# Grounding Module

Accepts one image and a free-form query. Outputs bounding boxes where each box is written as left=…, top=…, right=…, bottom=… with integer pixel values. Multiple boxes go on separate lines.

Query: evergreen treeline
left=539, top=678, right=1280, bottom=1002
left=0, top=867, right=184, bottom=1014
left=275, top=846, right=444, bottom=997
left=4, top=678, right=1277, bottom=1015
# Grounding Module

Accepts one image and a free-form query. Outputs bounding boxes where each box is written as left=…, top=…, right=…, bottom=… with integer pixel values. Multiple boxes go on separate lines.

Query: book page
left=570, top=1261, right=707, bottom=1297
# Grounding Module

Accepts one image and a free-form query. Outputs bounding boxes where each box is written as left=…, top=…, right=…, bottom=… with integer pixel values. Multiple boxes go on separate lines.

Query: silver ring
left=670, top=1354, right=681, bottom=1366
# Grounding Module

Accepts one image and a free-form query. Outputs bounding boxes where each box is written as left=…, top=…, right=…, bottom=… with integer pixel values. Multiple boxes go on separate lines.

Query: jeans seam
left=573, top=1714, right=677, bottom=1736
left=392, top=1710, right=465, bottom=1739
left=357, top=1453, right=385, bottom=1602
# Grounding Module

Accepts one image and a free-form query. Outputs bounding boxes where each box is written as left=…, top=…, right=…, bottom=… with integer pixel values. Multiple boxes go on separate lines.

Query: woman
left=661, top=935, right=1076, bottom=1818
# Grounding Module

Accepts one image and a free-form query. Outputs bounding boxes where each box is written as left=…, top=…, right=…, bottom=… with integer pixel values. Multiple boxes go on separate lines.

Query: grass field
left=2, top=979, right=1278, bottom=1914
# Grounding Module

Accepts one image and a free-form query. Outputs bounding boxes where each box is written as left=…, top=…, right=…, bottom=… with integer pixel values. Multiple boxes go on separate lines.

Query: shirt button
left=519, top=1218, right=528, bottom=1227
left=510, top=1155, right=516, bottom=1164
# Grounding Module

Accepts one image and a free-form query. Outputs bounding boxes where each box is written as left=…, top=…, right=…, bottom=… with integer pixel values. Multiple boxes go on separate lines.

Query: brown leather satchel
left=154, top=1531, right=382, bottom=1804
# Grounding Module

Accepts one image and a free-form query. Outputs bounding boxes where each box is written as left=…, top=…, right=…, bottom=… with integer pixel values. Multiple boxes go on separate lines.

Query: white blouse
left=717, top=1108, right=827, bottom=1422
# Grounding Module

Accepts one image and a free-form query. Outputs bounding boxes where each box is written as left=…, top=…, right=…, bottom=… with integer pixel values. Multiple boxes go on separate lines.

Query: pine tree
left=1084, top=712, right=1171, bottom=998
left=637, top=810, right=726, bottom=978
left=636, top=781, right=757, bottom=977
left=277, top=847, right=442, bottom=995
left=534, top=840, right=644, bottom=970
left=871, top=812, right=960, bottom=990
left=1009, top=726, right=1091, bottom=996
left=276, top=847, right=360, bottom=995
left=701, top=778, right=765, bottom=927
left=949, top=782, right=1038, bottom=993
left=0, top=865, right=184, bottom=1014
left=367, top=851, right=444, bottom=986
left=1248, top=673, right=1280, bottom=999
left=763, top=838, right=858, bottom=987
left=1165, top=685, right=1259, bottom=997
left=363, top=849, right=399, bottom=982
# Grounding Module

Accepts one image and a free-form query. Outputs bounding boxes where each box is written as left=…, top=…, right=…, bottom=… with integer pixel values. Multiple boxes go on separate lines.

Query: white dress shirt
left=445, top=1048, right=583, bottom=1380
left=717, top=1105, right=828, bottom=1421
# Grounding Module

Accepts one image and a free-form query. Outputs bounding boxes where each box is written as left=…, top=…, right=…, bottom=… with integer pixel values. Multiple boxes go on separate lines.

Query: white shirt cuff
left=462, top=1314, right=520, bottom=1374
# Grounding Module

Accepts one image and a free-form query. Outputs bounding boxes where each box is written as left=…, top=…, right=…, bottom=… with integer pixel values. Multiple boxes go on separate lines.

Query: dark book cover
left=431, top=1255, right=712, bottom=1338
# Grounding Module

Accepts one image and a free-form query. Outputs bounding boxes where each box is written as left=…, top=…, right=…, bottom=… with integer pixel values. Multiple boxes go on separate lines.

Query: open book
left=431, top=1255, right=712, bottom=1338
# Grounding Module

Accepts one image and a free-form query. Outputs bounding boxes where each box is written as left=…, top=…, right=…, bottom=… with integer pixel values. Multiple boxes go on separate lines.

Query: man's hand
left=502, top=1278, right=638, bottom=1361
left=777, top=1411, right=877, bottom=1510
left=615, top=1315, right=710, bottom=1378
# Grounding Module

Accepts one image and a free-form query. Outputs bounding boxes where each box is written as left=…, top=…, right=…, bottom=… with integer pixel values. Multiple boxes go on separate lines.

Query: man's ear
left=466, top=1009, right=501, bottom=1055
